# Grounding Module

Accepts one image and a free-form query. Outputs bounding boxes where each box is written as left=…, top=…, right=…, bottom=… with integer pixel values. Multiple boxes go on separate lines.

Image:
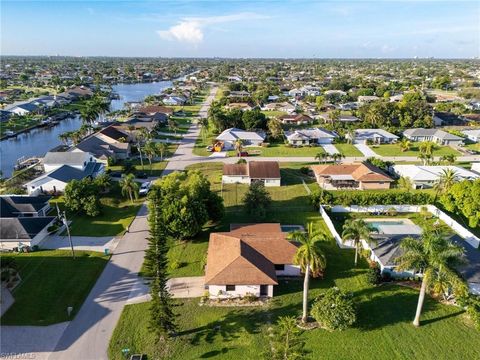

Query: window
left=226, top=285, right=235, bottom=291
left=275, top=264, right=285, bottom=271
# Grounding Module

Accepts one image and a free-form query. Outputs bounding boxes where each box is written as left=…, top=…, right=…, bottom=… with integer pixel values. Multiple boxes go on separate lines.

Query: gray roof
left=0, top=195, right=51, bottom=217
left=451, top=235, right=480, bottom=285
left=285, top=128, right=336, bottom=141
left=354, top=129, right=399, bottom=140
left=0, top=217, right=55, bottom=240
left=403, top=128, right=463, bottom=141
left=48, top=165, right=88, bottom=182
left=43, top=152, right=90, bottom=166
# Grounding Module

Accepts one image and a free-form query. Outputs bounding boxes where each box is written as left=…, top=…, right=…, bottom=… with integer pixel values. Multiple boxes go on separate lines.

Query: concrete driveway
left=354, top=143, right=379, bottom=157
left=321, top=144, right=339, bottom=155
left=40, top=235, right=119, bottom=253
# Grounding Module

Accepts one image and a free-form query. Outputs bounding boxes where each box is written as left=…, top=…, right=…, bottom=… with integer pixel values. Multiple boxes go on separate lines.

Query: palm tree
left=417, top=152, right=433, bottom=166
left=135, top=127, right=149, bottom=171
left=287, top=223, right=327, bottom=324
left=398, top=176, right=413, bottom=192
left=399, top=138, right=411, bottom=152
left=58, top=132, right=69, bottom=145
left=234, top=139, right=244, bottom=157
left=433, top=168, right=457, bottom=201
left=79, top=102, right=99, bottom=125
left=143, top=141, right=157, bottom=172
left=419, top=141, right=436, bottom=156
left=155, top=142, right=169, bottom=161
left=346, top=128, right=355, bottom=144
left=120, top=173, right=139, bottom=204
left=315, top=152, right=325, bottom=164
left=168, top=119, right=179, bottom=135
left=396, top=229, right=466, bottom=327
left=440, top=154, right=457, bottom=165
left=341, top=219, right=375, bottom=266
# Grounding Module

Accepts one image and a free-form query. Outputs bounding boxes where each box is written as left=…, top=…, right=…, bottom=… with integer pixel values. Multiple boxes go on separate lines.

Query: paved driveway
left=354, top=143, right=379, bottom=157
left=321, top=144, right=339, bottom=155
left=40, top=235, right=118, bottom=253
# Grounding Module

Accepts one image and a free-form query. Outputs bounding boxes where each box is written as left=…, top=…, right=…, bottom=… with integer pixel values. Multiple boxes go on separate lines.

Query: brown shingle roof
left=137, top=105, right=174, bottom=116
left=223, top=161, right=280, bottom=179
left=311, top=162, right=392, bottom=182
left=205, top=223, right=298, bottom=285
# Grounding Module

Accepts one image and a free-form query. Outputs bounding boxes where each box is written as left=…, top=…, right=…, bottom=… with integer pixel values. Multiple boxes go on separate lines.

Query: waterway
left=0, top=80, right=173, bottom=177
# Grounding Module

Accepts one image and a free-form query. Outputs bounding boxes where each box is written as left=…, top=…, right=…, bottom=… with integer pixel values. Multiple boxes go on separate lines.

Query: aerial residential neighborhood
left=1, top=1, right=480, bottom=360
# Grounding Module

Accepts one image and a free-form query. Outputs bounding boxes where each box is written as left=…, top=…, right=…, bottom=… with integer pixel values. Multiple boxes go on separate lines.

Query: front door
left=260, top=285, right=268, bottom=296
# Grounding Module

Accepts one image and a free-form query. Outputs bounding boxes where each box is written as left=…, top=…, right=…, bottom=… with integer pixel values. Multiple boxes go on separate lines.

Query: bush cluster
left=311, top=287, right=356, bottom=331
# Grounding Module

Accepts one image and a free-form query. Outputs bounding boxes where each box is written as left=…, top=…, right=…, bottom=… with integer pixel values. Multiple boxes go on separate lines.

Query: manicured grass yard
left=108, top=157, right=171, bottom=177
left=227, top=143, right=326, bottom=157
left=373, top=142, right=460, bottom=157
left=465, top=142, right=480, bottom=152
left=110, top=223, right=480, bottom=359
left=51, top=183, right=142, bottom=237
left=334, top=143, right=364, bottom=157
left=111, top=162, right=480, bottom=359
left=157, top=116, right=193, bottom=134
left=1, top=250, right=108, bottom=325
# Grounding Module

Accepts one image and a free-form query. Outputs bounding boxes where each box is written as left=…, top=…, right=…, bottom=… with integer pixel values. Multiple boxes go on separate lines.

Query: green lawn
left=227, top=143, right=326, bottom=157
left=334, top=143, right=364, bottom=157
left=108, top=157, right=170, bottom=177
left=110, top=229, right=480, bottom=360
left=1, top=250, right=108, bottom=325
left=373, top=142, right=461, bottom=157
left=465, top=142, right=480, bottom=152
left=51, top=183, right=142, bottom=237
left=157, top=116, right=193, bottom=134
left=260, top=110, right=287, bottom=117
left=1, top=116, right=43, bottom=137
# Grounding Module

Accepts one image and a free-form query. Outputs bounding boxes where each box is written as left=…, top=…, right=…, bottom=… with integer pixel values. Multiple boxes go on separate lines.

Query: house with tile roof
left=311, top=162, right=393, bottom=190
left=204, top=223, right=300, bottom=299
left=222, top=161, right=281, bottom=187
left=278, top=113, right=314, bottom=125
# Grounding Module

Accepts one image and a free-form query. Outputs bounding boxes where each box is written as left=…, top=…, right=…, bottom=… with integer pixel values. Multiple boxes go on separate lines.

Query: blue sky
left=2, top=1, right=479, bottom=58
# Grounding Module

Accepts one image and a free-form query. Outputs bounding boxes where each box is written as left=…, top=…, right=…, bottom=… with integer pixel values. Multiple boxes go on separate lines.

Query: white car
left=139, top=181, right=152, bottom=196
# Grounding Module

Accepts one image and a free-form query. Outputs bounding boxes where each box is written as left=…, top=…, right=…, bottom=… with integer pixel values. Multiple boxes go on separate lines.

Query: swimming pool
left=368, top=221, right=406, bottom=231
left=365, top=219, right=422, bottom=235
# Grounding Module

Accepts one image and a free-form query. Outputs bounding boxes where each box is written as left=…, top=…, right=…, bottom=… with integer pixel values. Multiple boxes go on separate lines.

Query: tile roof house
left=285, top=128, right=337, bottom=145
left=392, top=165, right=480, bottom=189
left=349, top=129, right=399, bottom=144
left=215, top=128, right=266, bottom=150
left=205, top=223, right=300, bottom=299
left=311, top=162, right=393, bottom=190
left=222, top=161, right=281, bottom=187
left=403, top=128, right=464, bottom=146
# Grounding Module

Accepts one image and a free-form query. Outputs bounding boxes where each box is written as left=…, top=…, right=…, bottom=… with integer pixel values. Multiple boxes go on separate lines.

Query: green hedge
left=311, top=190, right=434, bottom=208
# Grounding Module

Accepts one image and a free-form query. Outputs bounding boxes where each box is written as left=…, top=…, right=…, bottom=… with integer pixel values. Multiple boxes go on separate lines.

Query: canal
left=0, top=80, right=173, bottom=177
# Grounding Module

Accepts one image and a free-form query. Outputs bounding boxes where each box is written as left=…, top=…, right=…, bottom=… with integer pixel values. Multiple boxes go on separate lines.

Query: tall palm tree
left=417, top=152, right=432, bottom=166
left=234, top=139, right=244, bottom=157
left=398, top=176, right=413, bottom=192
left=143, top=141, right=157, bottom=172
left=419, top=141, right=436, bottom=156
left=440, top=154, right=457, bottom=165
left=341, top=219, right=375, bottom=266
left=120, top=173, right=139, bottom=204
left=315, top=152, right=325, bottom=164
left=433, top=168, right=457, bottom=201
left=79, top=102, right=99, bottom=125
left=135, top=127, right=149, bottom=171
left=168, top=119, right=179, bottom=135
left=396, top=230, right=466, bottom=327
left=346, top=128, right=355, bottom=144
left=399, top=138, right=411, bottom=152
left=155, top=142, right=169, bottom=161
left=58, top=132, right=69, bottom=145
left=288, top=223, right=327, bottom=324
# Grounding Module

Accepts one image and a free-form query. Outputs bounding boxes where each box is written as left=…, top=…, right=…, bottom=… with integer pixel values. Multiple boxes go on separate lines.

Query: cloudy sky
left=2, top=0, right=479, bottom=58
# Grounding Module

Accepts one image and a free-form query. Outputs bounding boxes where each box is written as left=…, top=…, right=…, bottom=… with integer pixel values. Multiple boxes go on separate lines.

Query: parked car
left=139, top=181, right=152, bottom=195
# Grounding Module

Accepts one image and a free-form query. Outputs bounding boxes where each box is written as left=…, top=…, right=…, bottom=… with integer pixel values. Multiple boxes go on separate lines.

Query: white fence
left=321, top=204, right=479, bottom=249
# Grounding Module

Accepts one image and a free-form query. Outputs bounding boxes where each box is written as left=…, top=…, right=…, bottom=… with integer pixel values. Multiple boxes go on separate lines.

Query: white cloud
left=157, top=12, right=269, bottom=44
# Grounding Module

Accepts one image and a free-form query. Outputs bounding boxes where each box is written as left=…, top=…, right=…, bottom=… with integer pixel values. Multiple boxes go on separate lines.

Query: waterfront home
left=73, top=126, right=131, bottom=162
left=392, top=165, right=479, bottom=189
left=163, top=95, right=186, bottom=106
left=25, top=161, right=104, bottom=195
left=222, top=161, right=281, bottom=187
left=348, top=129, right=399, bottom=144
left=278, top=113, right=313, bottom=125
left=403, top=128, right=464, bottom=146
left=215, top=128, right=265, bottom=150
left=136, top=105, right=174, bottom=116
left=311, top=163, right=393, bottom=190
left=285, top=128, right=337, bottom=145
left=5, top=102, right=40, bottom=116
left=204, top=223, right=300, bottom=299
left=462, top=129, right=480, bottom=143
left=43, top=151, right=97, bottom=173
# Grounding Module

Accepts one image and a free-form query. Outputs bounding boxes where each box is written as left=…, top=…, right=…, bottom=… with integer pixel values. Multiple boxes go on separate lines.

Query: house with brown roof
left=205, top=223, right=300, bottom=299
left=311, top=162, right=393, bottom=190
left=222, top=161, right=281, bottom=187
left=278, top=113, right=313, bottom=125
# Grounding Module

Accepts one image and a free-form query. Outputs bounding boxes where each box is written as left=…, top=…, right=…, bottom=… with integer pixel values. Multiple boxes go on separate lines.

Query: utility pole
left=62, top=211, right=75, bottom=259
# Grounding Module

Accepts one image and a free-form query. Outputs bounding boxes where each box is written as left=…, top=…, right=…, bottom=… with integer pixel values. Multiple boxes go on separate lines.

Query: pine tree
left=145, top=188, right=176, bottom=339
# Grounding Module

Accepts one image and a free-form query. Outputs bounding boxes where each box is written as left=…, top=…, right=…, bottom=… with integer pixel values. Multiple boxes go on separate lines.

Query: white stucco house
left=222, top=161, right=281, bottom=187
left=43, top=151, right=96, bottom=173
left=215, top=128, right=265, bottom=150
left=349, top=129, right=399, bottom=144
left=462, top=129, right=480, bottom=143
left=403, top=128, right=464, bottom=146
left=285, top=128, right=337, bottom=145
left=392, top=165, right=480, bottom=189
left=204, top=223, right=300, bottom=299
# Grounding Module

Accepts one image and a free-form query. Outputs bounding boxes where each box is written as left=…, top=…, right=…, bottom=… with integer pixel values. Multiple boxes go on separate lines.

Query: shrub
left=243, top=292, right=258, bottom=302
left=311, top=287, right=356, bottom=331
left=366, top=264, right=382, bottom=285
left=300, top=166, right=310, bottom=175
left=466, top=297, right=480, bottom=331
left=169, top=259, right=181, bottom=270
